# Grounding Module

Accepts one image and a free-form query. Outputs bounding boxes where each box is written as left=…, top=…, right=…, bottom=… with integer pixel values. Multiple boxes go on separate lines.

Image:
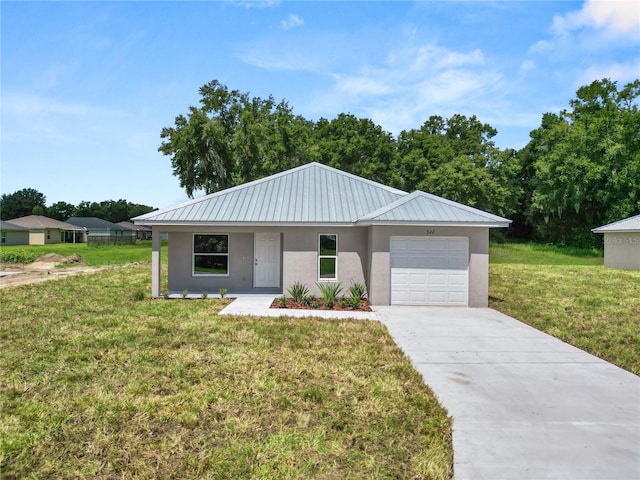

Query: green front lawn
left=0, top=264, right=453, bottom=479
left=490, top=243, right=640, bottom=375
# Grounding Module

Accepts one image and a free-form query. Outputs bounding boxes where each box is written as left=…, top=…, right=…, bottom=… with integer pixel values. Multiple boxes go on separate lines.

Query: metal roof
left=117, top=221, right=152, bottom=232
left=357, top=191, right=511, bottom=227
left=66, top=217, right=129, bottom=230
left=7, top=215, right=84, bottom=231
left=134, top=162, right=511, bottom=227
left=0, top=220, right=29, bottom=231
left=134, top=162, right=406, bottom=225
left=592, top=213, right=640, bottom=233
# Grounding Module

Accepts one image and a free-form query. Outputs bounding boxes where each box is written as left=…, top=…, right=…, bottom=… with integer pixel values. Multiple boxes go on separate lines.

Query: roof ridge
left=134, top=162, right=407, bottom=221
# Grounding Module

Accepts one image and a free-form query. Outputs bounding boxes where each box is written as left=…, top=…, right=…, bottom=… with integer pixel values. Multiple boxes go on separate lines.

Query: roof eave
left=357, top=220, right=512, bottom=228
left=592, top=228, right=640, bottom=234
left=133, top=220, right=358, bottom=228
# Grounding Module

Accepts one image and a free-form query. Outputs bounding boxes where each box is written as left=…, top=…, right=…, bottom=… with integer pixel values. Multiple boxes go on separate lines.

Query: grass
left=0, top=241, right=168, bottom=267
left=0, top=264, right=453, bottom=479
left=489, top=242, right=640, bottom=375
left=490, top=241, right=603, bottom=265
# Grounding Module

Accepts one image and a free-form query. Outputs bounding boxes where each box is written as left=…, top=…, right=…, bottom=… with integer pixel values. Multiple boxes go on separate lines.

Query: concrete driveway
left=374, top=306, right=640, bottom=480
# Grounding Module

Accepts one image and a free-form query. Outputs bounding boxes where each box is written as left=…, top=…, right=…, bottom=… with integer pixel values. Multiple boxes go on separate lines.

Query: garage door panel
left=447, top=257, right=468, bottom=269
left=447, top=291, right=467, bottom=304
left=448, top=273, right=467, bottom=286
left=428, top=273, right=447, bottom=286
left=409, top=291, right=429, bottom=303
left=447, top=238, right=468, bottom=252
left=390, top=236, right=469, bottom=306
left=409, top=272, right=428, bottom=284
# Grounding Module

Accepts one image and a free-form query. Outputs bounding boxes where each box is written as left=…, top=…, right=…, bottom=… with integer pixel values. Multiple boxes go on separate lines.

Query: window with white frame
left=318, top=234, right=337, bottom=280
left=193, top=234, right=229, bottom=276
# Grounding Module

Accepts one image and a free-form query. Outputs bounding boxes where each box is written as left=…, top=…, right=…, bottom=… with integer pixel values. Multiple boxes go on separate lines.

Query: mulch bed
left=270, top=297, right=372, bottom=312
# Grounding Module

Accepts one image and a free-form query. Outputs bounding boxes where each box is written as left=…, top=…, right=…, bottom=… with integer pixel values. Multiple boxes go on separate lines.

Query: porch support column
left=151, top=227, right=161, bottom=297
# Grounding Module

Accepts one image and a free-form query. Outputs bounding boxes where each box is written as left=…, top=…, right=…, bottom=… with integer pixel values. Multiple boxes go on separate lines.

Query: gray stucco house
left=134, top=163, right=510, bottom=306
left=66, top=217, right=135, bottom=244
left=592, top=214, right=640, bottom=271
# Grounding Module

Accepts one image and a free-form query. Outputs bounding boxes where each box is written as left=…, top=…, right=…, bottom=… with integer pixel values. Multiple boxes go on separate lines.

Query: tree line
left=0, top=191, right=154, bottom=224
left=159, top=78, right=639, bottom=247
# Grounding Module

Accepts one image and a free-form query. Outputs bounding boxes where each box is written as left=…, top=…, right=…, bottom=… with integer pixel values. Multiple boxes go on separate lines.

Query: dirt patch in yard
left=0, top=254, right=102, bottom=289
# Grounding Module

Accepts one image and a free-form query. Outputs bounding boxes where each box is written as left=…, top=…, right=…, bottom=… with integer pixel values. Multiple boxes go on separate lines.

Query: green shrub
left=277, top=296, right=287, bottom=308
left=0, top=248, right=39, bottom=264
left=349, top=295, right=362, bottom=309
left=201, top=291, right=209, bottom=299
left=287, top=281, right=309, bottom=303
left=219, top=288, right=228, bottom=298
left=316, top=282, right=343, bottom=309
left=182, top=289, right=189, bottom=298
left=348, top=282, right=367, bottom=300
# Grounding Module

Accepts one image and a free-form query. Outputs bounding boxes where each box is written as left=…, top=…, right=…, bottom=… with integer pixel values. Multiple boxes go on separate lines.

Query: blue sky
left=2, top=0, right=639, bottom=210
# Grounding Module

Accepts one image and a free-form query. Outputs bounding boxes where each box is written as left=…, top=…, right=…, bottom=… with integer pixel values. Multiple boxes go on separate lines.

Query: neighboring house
left=117, top=221, right=153, bottom=240
left=66, top=217, right=135, bottom=244
left=0, top=221, right=30, bottom=245
left=592, top=214, right=640, bottom=271
left=6, top=215, right=84, bottom=244
left=134, top=162, right=511, bottom=306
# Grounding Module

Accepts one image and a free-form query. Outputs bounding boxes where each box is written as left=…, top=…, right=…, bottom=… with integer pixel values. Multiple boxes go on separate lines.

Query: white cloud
left=303, top=43, right=503, bottom=136
left=3, top=92, right=99, bottom=117
left=552, top=0, right=640, bottom=41
left=226, top=0, right=281, bottom=9
left=576, top=58, right=640, bottom=86
left=281, top=13, right=304, bottom=30
left=519, top=60, right=536, bottom=73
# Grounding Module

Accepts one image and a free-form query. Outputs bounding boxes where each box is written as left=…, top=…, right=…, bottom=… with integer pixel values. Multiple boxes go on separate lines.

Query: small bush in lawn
left=219, top=288, right=228, bottom=298
left=132, top=290, right=146, bottom=301
left=277, top=296, right=287, bottom=308
left=201, top=291, right=208, bottom=299
left=287, top=281, right=309, bottom=303
left=182, top=289, right=189, bottom=298
left=162, top=291, right=171, bottom=300
left=316, top=282, right=343, bottom=309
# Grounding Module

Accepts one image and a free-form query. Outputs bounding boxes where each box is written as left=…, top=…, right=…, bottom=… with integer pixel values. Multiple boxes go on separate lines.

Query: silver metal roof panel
left=592, top=213, right=640, bottom=233
left=135, top=162, right=406, bottom=224
left=357, top=191, right=511, bottom=226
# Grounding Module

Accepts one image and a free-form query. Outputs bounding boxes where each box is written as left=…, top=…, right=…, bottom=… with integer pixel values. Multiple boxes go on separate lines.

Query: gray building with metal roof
left=135, top=162, right=511, bottom=306
left=66, top=217, right=134, bottom=244
left=592, top=214, right=640, bottom=270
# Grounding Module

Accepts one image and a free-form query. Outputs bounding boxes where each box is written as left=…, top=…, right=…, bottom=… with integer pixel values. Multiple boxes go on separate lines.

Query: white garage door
left=390, top=236, right=469, bottom=306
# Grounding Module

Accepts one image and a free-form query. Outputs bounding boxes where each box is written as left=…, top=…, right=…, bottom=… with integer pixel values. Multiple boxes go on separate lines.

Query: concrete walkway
left=219, top=294, right=378, bottom=320
left=374, top=306, right=640, bottom=480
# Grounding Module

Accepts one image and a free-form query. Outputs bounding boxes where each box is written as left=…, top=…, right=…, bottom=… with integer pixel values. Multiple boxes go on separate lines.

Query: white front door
left=254, top=232, right=281, bottom=288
